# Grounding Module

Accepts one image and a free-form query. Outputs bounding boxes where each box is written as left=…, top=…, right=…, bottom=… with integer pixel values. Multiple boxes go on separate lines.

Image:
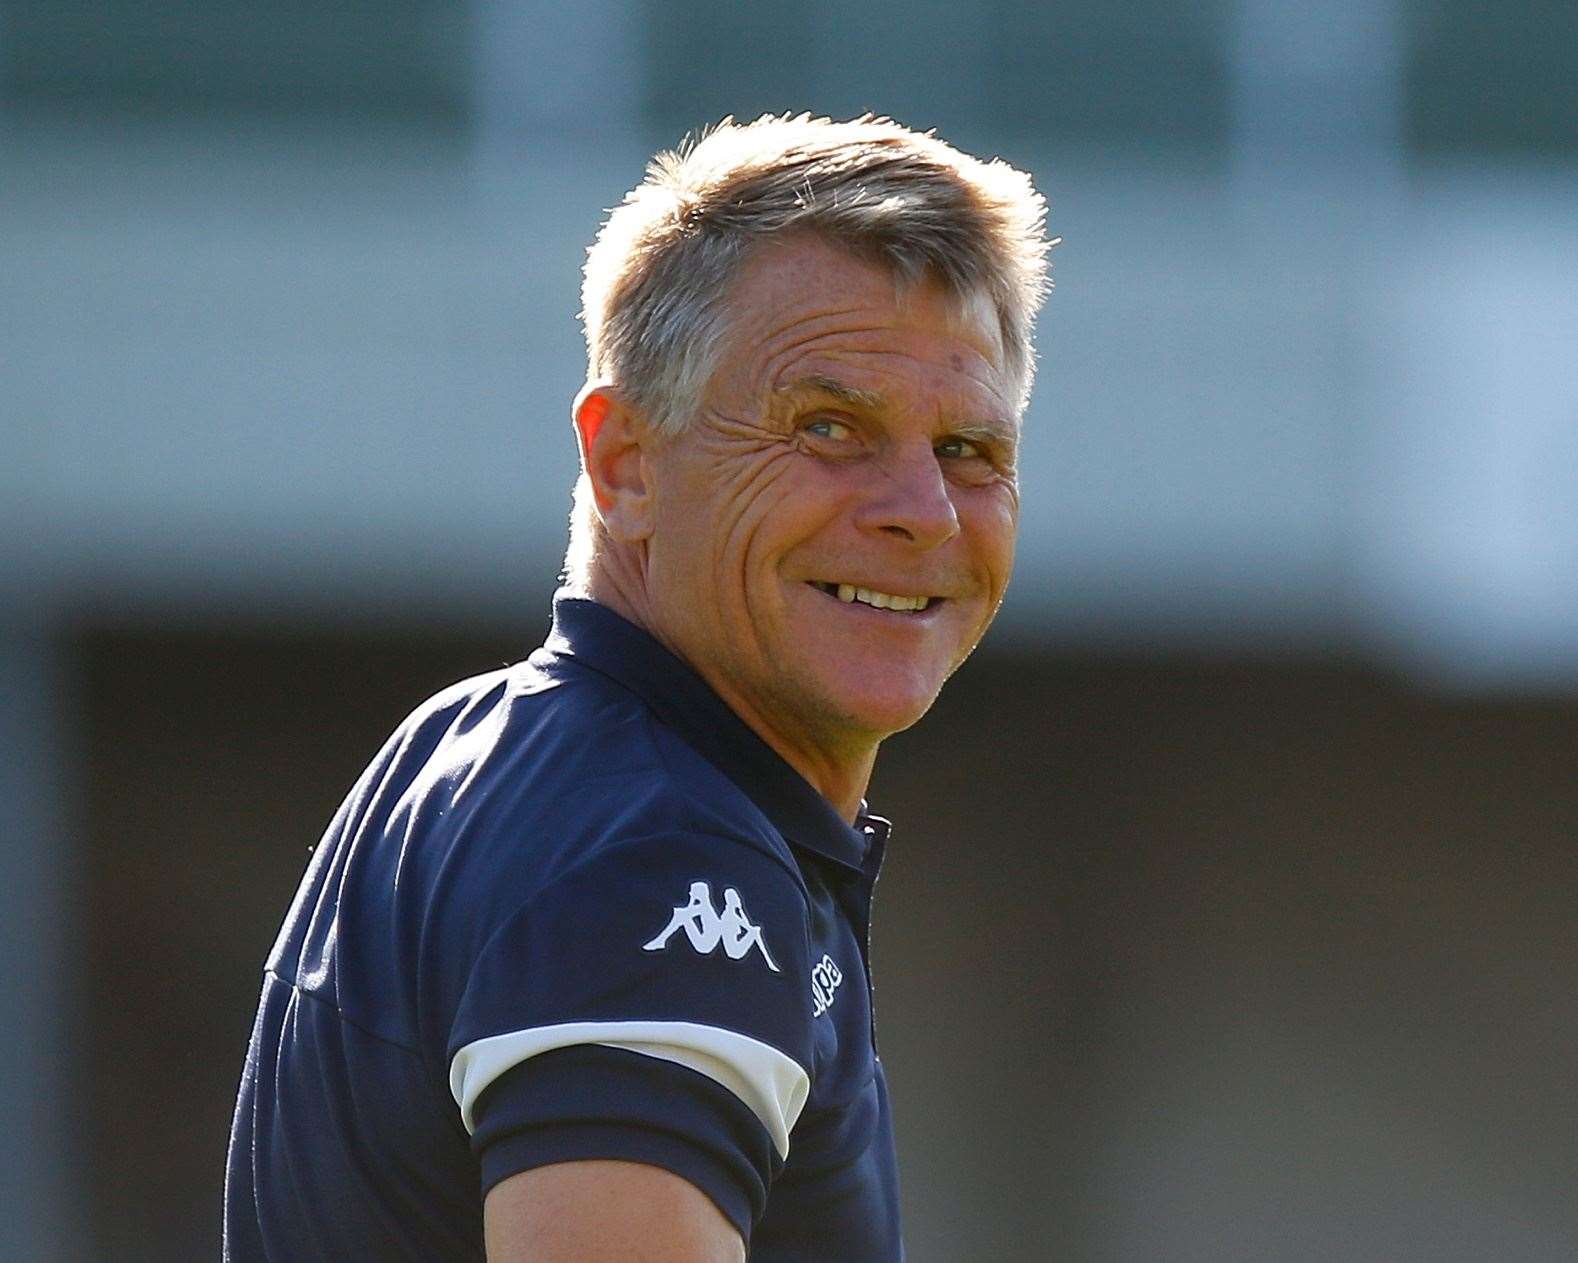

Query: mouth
left=807, top=580, right=942, bottom=614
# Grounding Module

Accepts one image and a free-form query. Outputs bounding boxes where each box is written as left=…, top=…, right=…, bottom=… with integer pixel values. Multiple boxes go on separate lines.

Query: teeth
left=823, top=584, right=932, bottom=612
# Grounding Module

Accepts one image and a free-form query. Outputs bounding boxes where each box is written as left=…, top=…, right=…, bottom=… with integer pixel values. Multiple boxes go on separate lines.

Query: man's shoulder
left=379, top=651, right=802, bottom=905
left=269, top=649, right=808, bottom=1037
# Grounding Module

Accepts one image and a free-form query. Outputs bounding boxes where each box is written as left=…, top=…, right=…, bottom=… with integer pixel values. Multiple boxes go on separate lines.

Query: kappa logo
left=643, top=881, right=781, bottom=972
left=810, top=953, right=844, bottom=1018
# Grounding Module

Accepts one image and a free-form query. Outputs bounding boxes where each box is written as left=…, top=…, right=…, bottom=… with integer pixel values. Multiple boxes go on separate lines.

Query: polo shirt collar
left=541, top=593, right=877, bottom=873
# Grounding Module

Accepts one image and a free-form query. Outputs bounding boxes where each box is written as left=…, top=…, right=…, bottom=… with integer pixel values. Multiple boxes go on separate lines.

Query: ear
left=572, top=383, right=656, bottom=543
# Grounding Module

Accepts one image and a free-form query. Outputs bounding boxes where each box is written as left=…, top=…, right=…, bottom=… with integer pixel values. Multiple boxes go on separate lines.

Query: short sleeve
left=446, top=831, right=814, bottom=1237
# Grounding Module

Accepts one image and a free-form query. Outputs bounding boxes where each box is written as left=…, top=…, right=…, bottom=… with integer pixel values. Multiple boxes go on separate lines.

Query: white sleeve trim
left=448, top=1020, right=810, bottom=1159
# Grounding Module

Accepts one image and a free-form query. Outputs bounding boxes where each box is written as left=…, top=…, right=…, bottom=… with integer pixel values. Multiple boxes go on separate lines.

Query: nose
left=855, top=441, right=961, bottom=551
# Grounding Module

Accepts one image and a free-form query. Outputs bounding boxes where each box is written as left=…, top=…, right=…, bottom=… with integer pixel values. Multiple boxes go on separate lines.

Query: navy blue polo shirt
left=224, top=594, right=904, bottom=1260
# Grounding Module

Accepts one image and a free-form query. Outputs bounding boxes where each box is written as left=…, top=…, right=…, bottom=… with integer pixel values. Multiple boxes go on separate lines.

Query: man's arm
left=484, top=1159, right=746, bottom=1262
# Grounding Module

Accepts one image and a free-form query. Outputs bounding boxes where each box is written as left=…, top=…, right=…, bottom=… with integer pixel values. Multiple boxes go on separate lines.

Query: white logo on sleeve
left=643, top=881, right=781, bottom=972
left=810, top=953, right=844, bottom=1017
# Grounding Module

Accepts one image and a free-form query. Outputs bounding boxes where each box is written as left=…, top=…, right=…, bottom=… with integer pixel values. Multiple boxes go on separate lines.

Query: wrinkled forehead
left=718, top=232, right=1008, bottom=382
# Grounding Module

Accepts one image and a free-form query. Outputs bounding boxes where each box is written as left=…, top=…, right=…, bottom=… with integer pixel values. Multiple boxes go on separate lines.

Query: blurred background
left=3, top=0, right=1577, bottom=1258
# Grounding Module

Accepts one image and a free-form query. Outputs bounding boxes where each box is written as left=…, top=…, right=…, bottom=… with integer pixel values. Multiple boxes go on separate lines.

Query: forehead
left=715, top=234, right=1011, bottom=413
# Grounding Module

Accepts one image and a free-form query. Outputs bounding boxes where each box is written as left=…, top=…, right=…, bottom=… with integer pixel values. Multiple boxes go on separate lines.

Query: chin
left=805, top=665, right=946, bottom=741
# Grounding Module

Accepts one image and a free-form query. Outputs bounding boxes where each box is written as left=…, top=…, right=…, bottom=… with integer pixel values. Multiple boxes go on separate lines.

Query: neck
left=583, top=558, right=877, bottom=824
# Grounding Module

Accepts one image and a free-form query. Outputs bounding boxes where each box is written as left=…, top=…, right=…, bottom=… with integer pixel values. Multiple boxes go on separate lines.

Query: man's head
left=565, top=114, right=1052, bottom=798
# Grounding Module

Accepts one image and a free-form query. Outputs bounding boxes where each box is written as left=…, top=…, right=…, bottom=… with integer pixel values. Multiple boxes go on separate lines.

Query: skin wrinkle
left=755, top=315, right=895, bottom=392
left=731, top=240, right=1009, bottom=407
left=759, top=322, right=1004, bottom=398
left=739, top=268, right=1009, bottom=434
left=712, top=456, right=791, bottom=592
left=688, top=426, right=806, bottom=725
left=677, top=411, right=802, bottom=623
left=767, top=347, right=997, bottom=421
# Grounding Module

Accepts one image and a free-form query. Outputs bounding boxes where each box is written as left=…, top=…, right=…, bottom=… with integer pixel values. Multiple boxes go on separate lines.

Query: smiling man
left=225, top=115, right=1051, bottom=1262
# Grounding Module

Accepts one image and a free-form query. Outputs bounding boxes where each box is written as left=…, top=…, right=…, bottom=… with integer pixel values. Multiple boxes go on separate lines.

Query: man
left=225, top=113, right=1051, bottom=1261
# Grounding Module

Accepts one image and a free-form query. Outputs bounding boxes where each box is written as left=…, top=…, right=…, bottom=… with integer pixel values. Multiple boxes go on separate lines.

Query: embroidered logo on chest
left=811, top=953, right=844, bottom=1017
left=643, top=881, right=781, bottom=972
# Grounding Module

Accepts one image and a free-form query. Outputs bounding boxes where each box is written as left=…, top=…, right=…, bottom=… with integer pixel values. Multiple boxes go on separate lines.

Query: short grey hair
left=564, top=112, right=1054, bottom=586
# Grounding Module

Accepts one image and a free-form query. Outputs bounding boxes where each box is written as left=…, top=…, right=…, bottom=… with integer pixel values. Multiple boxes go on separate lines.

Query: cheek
left=962, top=485, right=1020, bottom=572
left=657, top=449, right=816, bottom=600
left=726, top=454, right=837, bottom=565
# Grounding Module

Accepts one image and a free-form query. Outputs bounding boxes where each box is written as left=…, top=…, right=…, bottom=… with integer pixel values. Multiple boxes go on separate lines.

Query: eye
left=935, top=435, right=985, bottom=460
left=802, top=416, right=855, bottom=442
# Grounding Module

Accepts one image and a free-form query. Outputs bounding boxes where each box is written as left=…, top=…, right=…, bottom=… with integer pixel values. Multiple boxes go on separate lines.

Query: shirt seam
left=263, top=967, right=426, bottom=1060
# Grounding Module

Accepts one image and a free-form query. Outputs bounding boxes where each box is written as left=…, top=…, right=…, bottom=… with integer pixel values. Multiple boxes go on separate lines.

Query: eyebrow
left=774, top=373, right=1019, bottom=449
left=773, top=374, right=886, bottom=409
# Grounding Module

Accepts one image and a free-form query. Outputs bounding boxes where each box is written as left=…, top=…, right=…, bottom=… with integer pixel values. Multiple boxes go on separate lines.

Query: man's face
left=641, top=234, right=1021, bottom=767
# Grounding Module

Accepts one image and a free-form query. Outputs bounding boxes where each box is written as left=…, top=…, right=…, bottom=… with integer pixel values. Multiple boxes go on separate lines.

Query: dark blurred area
left=4, top=1, right=1577, bottom=1259
left=68, top=612, right=1578, bottom=1260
